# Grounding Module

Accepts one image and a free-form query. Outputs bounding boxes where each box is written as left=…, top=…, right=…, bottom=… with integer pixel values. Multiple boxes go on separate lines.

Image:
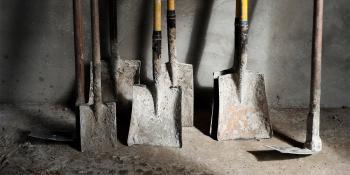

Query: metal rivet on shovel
left=166, top=0, right=194, bottom=127
left=266, top=0, right=323, bottom=155
left=127, top=0, right=182, bottom=147
left=211, top=0, right=272, bottom=141
left=78, top=0, right=117, bottom=152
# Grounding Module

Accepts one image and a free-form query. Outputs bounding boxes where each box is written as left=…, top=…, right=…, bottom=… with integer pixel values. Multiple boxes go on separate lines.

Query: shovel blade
left=265, top=145, right=318, bottom=155
left=167, top=62, right=194, bottom=127
left=79, top=102, right=117, bottom=152
left=113, top=59, right=141, bottom=107
left=212, top=71, right=272, bottom=141
left=128, top=84, right=182, bottom=147
left=100, top=59, right=141, bottom=105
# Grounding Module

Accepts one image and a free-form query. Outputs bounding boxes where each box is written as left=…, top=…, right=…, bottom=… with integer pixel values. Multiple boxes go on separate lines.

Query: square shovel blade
left=166, top=62, right=194, bottom=127
left=128, top=67, right=182, bottom=147
left=79, top=102, right=117, bottom=152
left=212, top=70, right=272, bottom=141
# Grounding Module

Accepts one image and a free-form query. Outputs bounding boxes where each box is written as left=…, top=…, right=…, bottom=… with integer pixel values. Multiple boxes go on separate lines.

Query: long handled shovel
left=165, top=0, right=194, bottom=127
left=266, top=0, right=323, bottom=155
left=108, top=0, right=141, bottom=110
left=78, top=0, right=117, bottom=152
left=211, top=0, right=272, bottom=141
left=127, top=0, right=182, bottom=147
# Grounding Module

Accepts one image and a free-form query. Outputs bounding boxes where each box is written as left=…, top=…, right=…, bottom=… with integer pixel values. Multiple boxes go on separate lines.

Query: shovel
left=127, top=0, right=182, bottom=147
left=165, top=0, right=194, bottom=127
left=78, top=0, right=117, bottom=152
left=108, top=0, right=141, bottom=109
left=29, top=0, right=86, bottom=144
left=211, top=0, right=272, bottom=141
left=266, top=0, right=323, bottom=155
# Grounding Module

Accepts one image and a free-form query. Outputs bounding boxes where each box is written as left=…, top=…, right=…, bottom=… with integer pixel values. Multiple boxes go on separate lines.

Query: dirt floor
left=0, top=104, right=349, bottom=175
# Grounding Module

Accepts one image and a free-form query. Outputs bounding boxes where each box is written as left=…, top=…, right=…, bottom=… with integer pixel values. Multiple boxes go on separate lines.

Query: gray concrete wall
left=0, top=0, right=349, bottom=108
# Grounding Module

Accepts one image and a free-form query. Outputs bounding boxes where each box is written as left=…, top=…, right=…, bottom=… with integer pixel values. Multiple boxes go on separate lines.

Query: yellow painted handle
left=154, top=0, right=162, bottom=31
left=236, top=0, right=248, bottom=21
left=168, top=0, right=175, bottom=11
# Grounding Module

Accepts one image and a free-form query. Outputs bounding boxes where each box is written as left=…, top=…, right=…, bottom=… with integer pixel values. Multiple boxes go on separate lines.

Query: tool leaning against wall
left=266, top=0, right=324, bottom=155
left=165, top=0, right=194, bottom=127
left=127, top=0, right=182, bottom=148
left=78, top=0, right=117, bottom=152
left=211, top=0, right=272, bottom=141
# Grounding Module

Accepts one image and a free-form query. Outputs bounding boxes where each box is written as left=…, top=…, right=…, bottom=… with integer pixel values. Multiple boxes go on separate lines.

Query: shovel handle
left=91, top=0, right=103, bottom=108
left=110, top=0, right=119, bottom=58
left=73, top=0, right=86, bottom=105
left=233, top=0, right=248, bottom=74
left=153, top=0, right=162, bottom=82
left=167, top=0, right=176, bottom=64
left=306, top=0, right=323, bottom=152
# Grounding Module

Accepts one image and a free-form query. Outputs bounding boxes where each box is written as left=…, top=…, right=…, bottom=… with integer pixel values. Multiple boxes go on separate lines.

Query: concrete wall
left=0, top=0, right=349, bottom=108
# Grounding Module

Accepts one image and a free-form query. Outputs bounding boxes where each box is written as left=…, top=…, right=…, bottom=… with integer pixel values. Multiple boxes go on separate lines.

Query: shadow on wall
left=0, top=1, right=76, bottom=105
left=0, top=1, right=49, bottom=103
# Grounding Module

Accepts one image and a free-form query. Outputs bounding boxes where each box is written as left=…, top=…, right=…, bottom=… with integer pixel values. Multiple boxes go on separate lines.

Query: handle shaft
left=110, top=0, right=119, bottom=58
left=153, top=0, right=162, bottom=82
left=306, top=0, right=323, bottom=151
left=73, top=0, right=86, bottom=105
left=91, top=0, right=103, bottom=109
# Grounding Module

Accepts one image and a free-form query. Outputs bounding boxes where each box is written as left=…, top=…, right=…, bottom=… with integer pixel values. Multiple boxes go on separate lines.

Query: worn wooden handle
left=154, top=0, right=161, bottom=32
left=73, top=0, right=86, bottom=105
left=236, top=0, right=248, bottom=21
left=168, top=0, right=175, bottom=11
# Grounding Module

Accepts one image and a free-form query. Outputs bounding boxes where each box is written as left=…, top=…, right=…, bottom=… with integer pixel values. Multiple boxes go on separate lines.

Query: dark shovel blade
left=79, top=102, right=117, bottom=152
left=265, top=145, right=318, bottom=155
left=213, top=71, right=272, bottom=141
left=166, top=62, right=194, bottom=127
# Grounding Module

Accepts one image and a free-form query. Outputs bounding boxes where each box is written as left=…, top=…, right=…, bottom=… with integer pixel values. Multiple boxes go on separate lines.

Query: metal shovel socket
left=165, top=0, right=194, bottom=127
left=78, top=0, right=117, bottom=152
left=127, top=0, right=182, bottom=147
left=266, top=0, right=323, bottom=155
left=211, top=0, right=272, bottom=141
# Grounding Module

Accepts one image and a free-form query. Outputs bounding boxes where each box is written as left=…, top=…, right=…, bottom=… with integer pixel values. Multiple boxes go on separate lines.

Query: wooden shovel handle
left=153, top=0, right=162, bottom=81
left=73, top=0, right=86, bottom=105
left=91, top=0, right=103, bottom=107
left=306, top=0, right=323, bottom=151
